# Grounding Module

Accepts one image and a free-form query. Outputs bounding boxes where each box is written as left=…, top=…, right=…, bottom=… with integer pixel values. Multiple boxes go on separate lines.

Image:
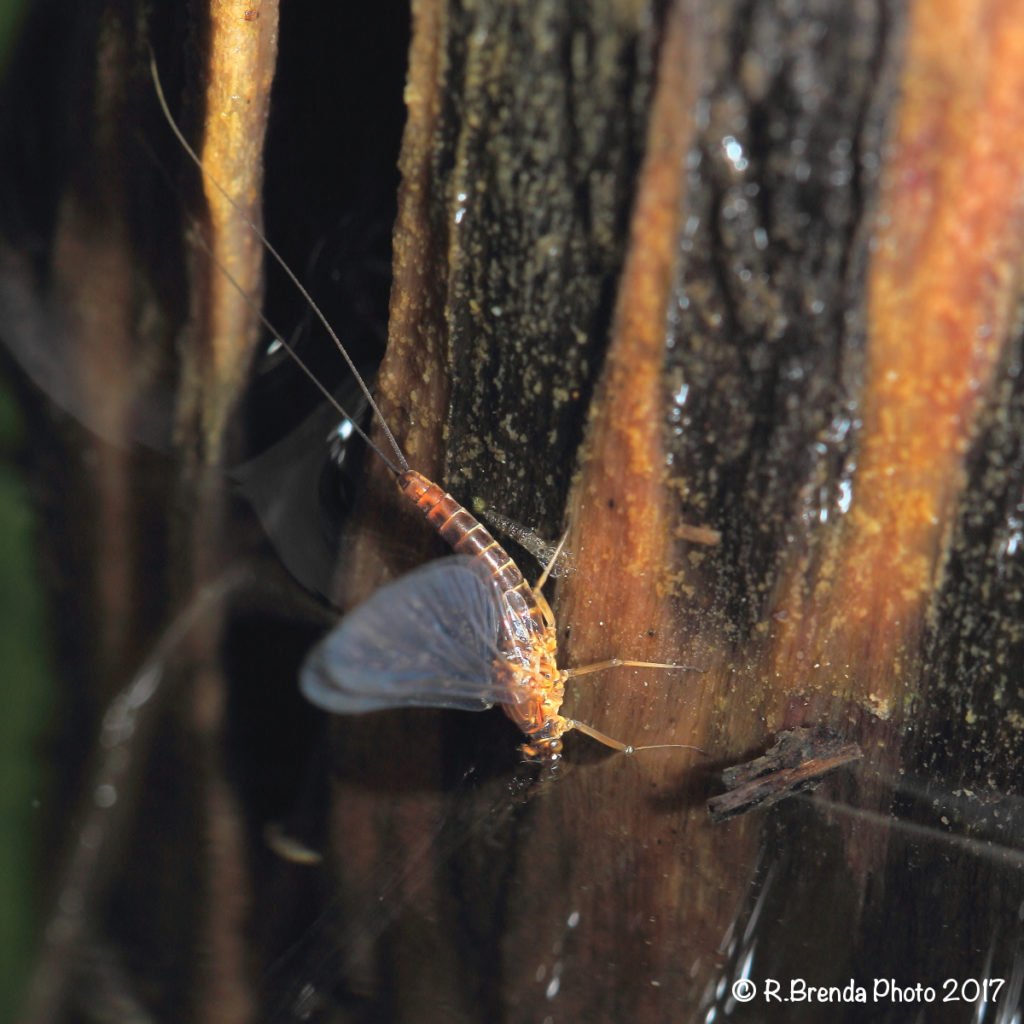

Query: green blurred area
left=0, top=378, right=52, bottom=1021
left=2, top=3, right=51, bottom=1018
left=0, top=0, right=27, bottom=70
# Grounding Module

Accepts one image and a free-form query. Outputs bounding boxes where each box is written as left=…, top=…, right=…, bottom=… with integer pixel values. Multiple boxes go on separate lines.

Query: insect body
left=300, top=467, right=695, bottom=762
left=302, top=470, right=572, bottom=759
left=398, top=470, right=568, bottom=757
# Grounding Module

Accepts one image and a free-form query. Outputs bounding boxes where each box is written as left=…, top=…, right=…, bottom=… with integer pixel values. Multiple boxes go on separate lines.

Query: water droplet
left=722, top=135, right=749, bottom=172
left=95, top=784, right=117, bottom=808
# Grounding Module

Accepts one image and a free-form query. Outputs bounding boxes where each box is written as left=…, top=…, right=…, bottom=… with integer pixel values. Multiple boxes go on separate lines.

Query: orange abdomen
left=396, top=470, right=546, bottom=637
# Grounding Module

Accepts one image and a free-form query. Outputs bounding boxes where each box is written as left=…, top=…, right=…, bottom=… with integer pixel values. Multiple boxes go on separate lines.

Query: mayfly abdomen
left=397, top=470, right=546, bottom=638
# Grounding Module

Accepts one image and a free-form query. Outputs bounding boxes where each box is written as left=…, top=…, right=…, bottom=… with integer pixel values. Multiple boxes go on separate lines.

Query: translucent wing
left=300, top=556, right=524, bottom=713
left=494, top=585, right=537, bottom=670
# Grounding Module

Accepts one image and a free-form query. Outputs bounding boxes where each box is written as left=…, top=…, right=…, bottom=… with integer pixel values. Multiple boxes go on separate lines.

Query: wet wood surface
left=3, top=0, right=1024, bottom=1022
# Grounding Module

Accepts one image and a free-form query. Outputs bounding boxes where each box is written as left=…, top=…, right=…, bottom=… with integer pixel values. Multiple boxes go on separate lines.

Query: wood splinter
left=708, top=727, right=864, bottom=823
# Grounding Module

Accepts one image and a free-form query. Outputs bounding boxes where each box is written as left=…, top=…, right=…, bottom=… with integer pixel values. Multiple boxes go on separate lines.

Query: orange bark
left=196, top=0, right=279, bottom=451
left=770, top=0, right=1024, bottom=718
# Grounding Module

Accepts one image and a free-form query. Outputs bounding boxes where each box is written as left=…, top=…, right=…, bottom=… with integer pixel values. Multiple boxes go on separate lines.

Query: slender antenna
left=568, top=719, right=707, bottom=756
left=628, top=742, right=708, bottom=755
left=149, top=53, right=410, bottom=475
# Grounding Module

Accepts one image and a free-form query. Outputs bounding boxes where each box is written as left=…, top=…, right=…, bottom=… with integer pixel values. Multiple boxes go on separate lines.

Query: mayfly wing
left=300, top=556, right=527, bottom=713
left=492, top=585, right=539, bottom=670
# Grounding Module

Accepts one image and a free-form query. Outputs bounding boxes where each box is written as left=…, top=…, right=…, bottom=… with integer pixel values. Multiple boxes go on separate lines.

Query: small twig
left=708, top=727, right=863, bottom=823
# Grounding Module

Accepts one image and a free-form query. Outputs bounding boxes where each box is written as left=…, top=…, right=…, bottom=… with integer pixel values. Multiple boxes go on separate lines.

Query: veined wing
left=493, top=584, right=540, bottom=669
left=300, top=556, right=529, bottom=713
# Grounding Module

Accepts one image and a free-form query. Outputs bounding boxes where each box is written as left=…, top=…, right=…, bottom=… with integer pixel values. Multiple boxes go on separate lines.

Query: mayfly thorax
left=153, top=58, right=703, bottom=765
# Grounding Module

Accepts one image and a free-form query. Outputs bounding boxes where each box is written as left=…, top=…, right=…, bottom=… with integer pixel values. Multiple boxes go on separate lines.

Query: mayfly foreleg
left=530, top=530, right=570, bottom=629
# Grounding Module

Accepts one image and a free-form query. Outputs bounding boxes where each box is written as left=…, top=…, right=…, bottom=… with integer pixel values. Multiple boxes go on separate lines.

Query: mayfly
left=153, top=60, right=703, bottom=764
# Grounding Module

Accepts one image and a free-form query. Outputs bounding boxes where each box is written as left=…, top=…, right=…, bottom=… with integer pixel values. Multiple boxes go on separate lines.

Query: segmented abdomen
left=397, top=470, right=545, bottom=637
